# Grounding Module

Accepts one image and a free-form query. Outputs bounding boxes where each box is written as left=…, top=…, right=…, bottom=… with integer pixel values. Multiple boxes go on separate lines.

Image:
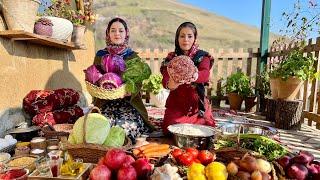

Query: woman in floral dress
left=92, top=17, right=154, bottom=142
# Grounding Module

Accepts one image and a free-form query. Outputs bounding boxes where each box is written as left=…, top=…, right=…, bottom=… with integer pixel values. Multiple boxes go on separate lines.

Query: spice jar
left=30, top=137, right=47, bottom=150
left=30, top=149, right=45, bottom=157
left=47, top=145, right=59, bottom=153
left=14, top=146, right=30, bottom=156
left=46, top=139, right=59, bottom=146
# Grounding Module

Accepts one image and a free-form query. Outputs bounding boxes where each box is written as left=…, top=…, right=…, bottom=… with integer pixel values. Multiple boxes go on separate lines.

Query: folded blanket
left=32, top=105, right=84, bottom=127
left=23, top=88, right=80, bottom=116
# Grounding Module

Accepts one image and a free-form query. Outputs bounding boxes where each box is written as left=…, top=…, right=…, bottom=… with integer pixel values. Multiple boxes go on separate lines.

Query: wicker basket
left=66, top=107, right=132, bottom=163
left=1, top=0, right=40, bottom=33
left=215, top=147, right=278, bottom=180
left=85, top=81, right=127, bottom=100
left=41, top=123, right=73, bottom=139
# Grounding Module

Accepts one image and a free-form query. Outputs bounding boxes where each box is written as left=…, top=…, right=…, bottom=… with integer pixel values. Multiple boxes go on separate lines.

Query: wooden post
left=275, top=99, right=303, bottom=130
left=266, top=98, right=277, bottom=122
left=259, top=0, right=271, bottom=73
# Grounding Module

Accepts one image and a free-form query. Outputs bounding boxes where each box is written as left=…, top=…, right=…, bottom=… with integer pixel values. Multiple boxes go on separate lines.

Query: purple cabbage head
left=98, top=72, right=123, bottom=89
left=84, top=65, right=103, bottom=84
left=101, top=54, right=126, bottom=74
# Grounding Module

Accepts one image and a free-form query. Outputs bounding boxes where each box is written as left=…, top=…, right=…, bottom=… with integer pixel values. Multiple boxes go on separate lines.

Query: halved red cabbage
left=101, top=54, right=126, bottom=74
left=98, top=73, right=123, bottom=89
left=84, top=65, right=103, bottom=84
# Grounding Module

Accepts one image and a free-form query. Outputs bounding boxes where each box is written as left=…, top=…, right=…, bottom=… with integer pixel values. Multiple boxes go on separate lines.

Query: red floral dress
left=160, top=51, right=216, bottom=134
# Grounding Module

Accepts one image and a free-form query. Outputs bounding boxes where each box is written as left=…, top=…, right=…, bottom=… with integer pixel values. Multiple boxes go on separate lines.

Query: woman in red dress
left=160, top=22, right=216, bottom=134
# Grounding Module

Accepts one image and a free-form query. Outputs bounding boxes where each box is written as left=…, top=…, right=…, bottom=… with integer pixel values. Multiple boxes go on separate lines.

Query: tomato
left=172, top=148, right=183, bottom=159
left=193, top=159, right=201, bottom=163
left=178, top=152, right=194, bottom=166
left=186, top=148, right=199, bottom=159
left=198, top=150, right=215, bottom=165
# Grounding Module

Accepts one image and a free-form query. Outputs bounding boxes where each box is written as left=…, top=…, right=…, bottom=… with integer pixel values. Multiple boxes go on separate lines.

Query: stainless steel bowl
left=217, top=122, right=278, bottom=137
left=168, top=124, right=218, bottom=149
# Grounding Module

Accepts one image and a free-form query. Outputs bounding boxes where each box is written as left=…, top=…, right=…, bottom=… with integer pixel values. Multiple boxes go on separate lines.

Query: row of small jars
left=15, top=137, right=59, bottom=157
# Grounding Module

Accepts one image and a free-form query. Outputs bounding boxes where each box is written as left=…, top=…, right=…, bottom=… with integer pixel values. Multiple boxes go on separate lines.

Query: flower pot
left=278, top=77, right=303, bottom=100
left=43, top=16, right=73, bottom=41
left=270, top=78, right=280, bottom=99
left=34, top=22, right=52, bottom=37
left=1, top=0, right=40, bottom=32
left=259, top=96, right=267, bottom=114
left=245, top=96, right=256, bottom=112
left=71, top=24, right=86, bottom=46
left=211, top=98, right=221, bottom=108
left=150, top=89, right=169, bottom=108
left=227, top=93, right=243, bottom=110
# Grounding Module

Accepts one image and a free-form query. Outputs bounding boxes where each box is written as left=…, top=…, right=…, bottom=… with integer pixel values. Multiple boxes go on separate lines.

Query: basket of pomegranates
left=167, top=55, right=198, bottom=84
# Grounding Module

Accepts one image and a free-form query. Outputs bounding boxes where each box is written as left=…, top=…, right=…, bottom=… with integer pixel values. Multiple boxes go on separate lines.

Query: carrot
left=138, top=143, right=159, bottom=151
left=142, top=144, right=170, bottom=154
left=144, top=148, right=172, bottom=158
left=133, top=149, right=142, bottom=156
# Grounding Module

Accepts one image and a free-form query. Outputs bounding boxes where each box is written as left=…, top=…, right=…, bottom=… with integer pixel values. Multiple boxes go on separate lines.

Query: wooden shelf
left=0, top=30, right=84, bottom=50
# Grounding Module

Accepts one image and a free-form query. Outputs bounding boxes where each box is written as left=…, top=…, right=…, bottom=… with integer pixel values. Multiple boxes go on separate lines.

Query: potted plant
left=142, top=74, right=169, bottom=107
left=34, top=18, right=53, bottom=37
left=256, top=71, right=271, bottom=113
left=224, top=72, right=251, bottom=110
left=69, top=10, right=86, bottom=46
left=243, top=86, right=256, bottom=112
left=210, top=95, right=221, bottom=108
left=269, top=50, right=316, bottom=100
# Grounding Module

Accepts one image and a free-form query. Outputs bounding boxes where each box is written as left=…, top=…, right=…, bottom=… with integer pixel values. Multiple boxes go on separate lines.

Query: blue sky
left=180, top=0, right=317, bottom=37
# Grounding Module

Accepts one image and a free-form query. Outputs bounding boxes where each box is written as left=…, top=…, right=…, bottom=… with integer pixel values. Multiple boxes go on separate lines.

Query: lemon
left=206, top=172, right=228, bottom=180
left=205, top=162, right=228, bottom=180
left=189, top=163, right=205, bottom=174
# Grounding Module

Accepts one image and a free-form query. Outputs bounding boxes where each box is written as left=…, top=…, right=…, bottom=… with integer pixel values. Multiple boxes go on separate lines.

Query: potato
left=236, top=171, right=251, bottom=180
left=227, top=162, right=238, bottom=175
left=251, top=170, right=262, bottom=180
left=260, top=172, right=271, bottom=180
left=239, top=156, right=258, bottom=173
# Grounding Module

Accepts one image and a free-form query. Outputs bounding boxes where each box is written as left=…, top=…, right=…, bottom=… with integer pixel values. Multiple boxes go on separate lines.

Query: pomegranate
left=97, top=158, right=104, bottom=166
left=133, top=158, right=152, bottom=178
left=122, top=155, right=136, bottom=167
left=117, top=165, right=137, bottom=180
left=89, top=165, right=111, bottom=180
left=104, top=149, right=127, bottom=170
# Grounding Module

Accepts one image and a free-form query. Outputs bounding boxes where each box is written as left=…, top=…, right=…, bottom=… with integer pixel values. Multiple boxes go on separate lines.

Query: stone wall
left=0, top=24, right=95, bottom=137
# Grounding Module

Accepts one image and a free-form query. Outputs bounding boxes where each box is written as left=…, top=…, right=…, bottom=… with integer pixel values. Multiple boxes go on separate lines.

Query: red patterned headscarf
left=174, top=22, right=199, bottom=59
left=105, top=17, right=130, bottom=55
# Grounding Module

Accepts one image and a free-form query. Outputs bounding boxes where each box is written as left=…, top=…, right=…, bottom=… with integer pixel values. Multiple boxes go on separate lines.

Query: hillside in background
left=93, top=0, right=278, bottom=51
